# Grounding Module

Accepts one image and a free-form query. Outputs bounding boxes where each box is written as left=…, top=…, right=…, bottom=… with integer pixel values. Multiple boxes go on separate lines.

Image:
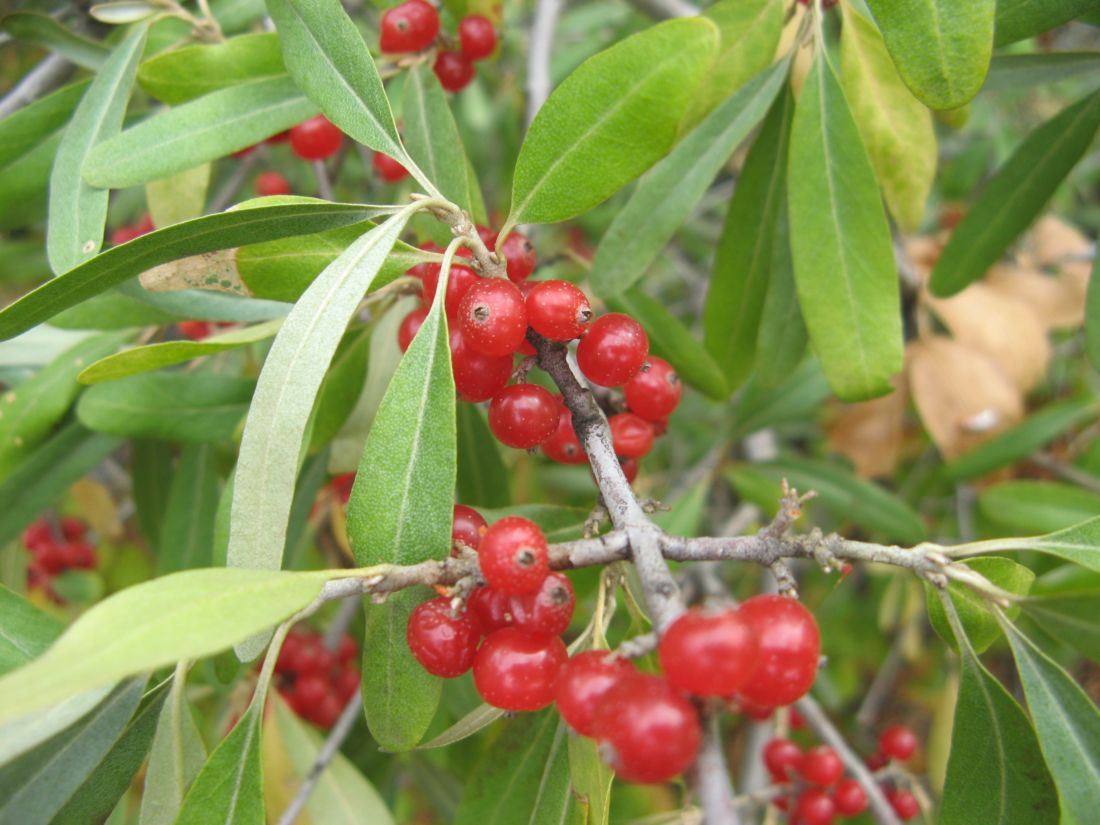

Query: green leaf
left=0, top=567, right=331, bottom=724
left=0, top=201, right=379, bottom=341
left=787, top=45, right=903, bottom=401
left=994, top=0, right=1100, bottom=45
left=0, top=584, right=63, bottom=676
left=1002, top=619, right=1100, bottom=823
left=865, top=0, right=994, bottom=109
left=454, top=711, right=580, bottom=825
left=985, top=52, right=1100, bottom=93
left=1, top=13, right=109, bottom=70
left=943, top=399, right=1099, bottom=480
left=137, top=32, right=286, bottom=104
left=479, top=505, right=589, bottom=544
left=926, top=557, right=1034, bottom=653
left=731, top=359, right=829, bottom=439
left=1011, top=516, right=1100, bottom=574
left=90, top=2, right=158, bottom=24
left=753, top=195, right=805, bottom=387
left=77, top=372, right=255, bottom=443
left=1023, top=593, right=1100, bottom=663
left=145, top=163, right=211, bottom=228
left=83, top=76, right=319, bottom=189
left=508, top=18, right=719, bottom=226
left=175, top=704, right=264, bottom=825
left=703, top=84, right=794, bottom=391
left=310, top=325, right=372, bottom=450
left=457, top=403, right=509, bottom=508
left=362, top=590, right=442, bottom=752
left=568, top=734, right=612, bottom=825
left=980, top=481, right=1100, bottom=535
left=590, top=57, right=789, bottom=298
left=47, top=22, right=147, bottom=275
left=416, top=703, right=505, bottom=750
left=607, top=288, right=729, bottom=401
left=0, top=79, right=87, bottom=178
left=839, top=3, right=935, bottom=231
left=138, top=667, right=206, bottom=825
left=131, top=440, right=174, bottom=548
left=158, top=444, right=220, bottom=573
left=930, top=89, right=1100, bottom=296
left=117, top=279, right=291, bottom=324
left=78, top=320, right=283, bottom=384
left=1087, top=245, right=1100, bottom=372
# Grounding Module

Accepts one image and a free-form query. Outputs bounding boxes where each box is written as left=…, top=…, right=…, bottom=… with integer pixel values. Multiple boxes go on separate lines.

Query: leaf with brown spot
left=139, top=250, right=250, bottom=296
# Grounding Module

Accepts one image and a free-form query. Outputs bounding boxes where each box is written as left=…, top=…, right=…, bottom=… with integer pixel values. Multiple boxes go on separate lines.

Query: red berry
left=832, top=779, right=869, bottom=816
left=406, top=596, right=479, bottom=678
left=442, top=265, right=480, bottom=318
left=576, top=313, right=648, bottom=387
left=619, top=456, right=639, bottom=484
left=232, top=144, right=257, bottom=159
left=488, top=384, right=560, bottom=449
left=293, top=673, right=329, bottom=712
left=310, top=691, right=343, bottom=728
left=525, top=280, right=592, bottom=341
left=592, top=673, right=701, bottom=783
left=795, top=788, right=837, bottom=825
left=372, top=153, right=409, bottom=183
left=658, top=607, right=758, bottom=697
left=398, top=306, right=428, bottom=353
left=452, top=504, right=487, bottom=555
left=608, top=412, right=655, bottom=459
left=276, top=632, right=305, bottom=674
left=450, top=328, right=513, bottom=403
left=624, top=357, right=681, bottom=421
left=433, top=50, right=475, bottom=93
left=473, top=627, right=567, bottom=711
left=790, top=706, right=806, bottom=729
left=478, top=516, right=549, bottom=595
left=178, top=320, right=212, bottom=341
left=289, top=116, right=343, bottom=161
left=63, top=540, right=97, bottom=570
left=333, top=666, right=360, bottom=702
left=800, top=746, right=844, bottom=787
left=879, top=724, right=919, bottom=761
left=37, top=542, right=67, bottom=574
left=476, top=224, right=496, bottom=246
left=22, top=519, right=53, bottom=552
left=886, top=788, right=920, bottom=820
left=458, top=278, right=528, bottom=356
left=737, top=594, right=820, bottom=707
left=498, top=231, right=537, bottom=283
left=866, top=750, right=888, bottom=771
left=458, top=15, right=497, bottom=60
left=266, top=130, right=290, bottom=144
left=762, top=737, right=803, bottom=783
left=379, top=0, right=440, bottom=53
left=555, top=651, right=636, bottom=736
left=135, top=213, right=155, bottom=235
left=330, top=472, right=355, bottom=504
left=468, top=586, right=513, bottom=635
left=542, top=405, right=587, bottom=464
left=336, top=634, right=358, bottom=664
left=509, top=571, right=575, bottom=636
left=59, top=516, right=88, bottom=541
left=254, top=171, right=291, bottom=197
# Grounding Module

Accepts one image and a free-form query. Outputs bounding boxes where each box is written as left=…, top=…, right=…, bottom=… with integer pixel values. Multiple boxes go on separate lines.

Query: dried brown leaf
left=826, top=374, right=908, bottom=478
left=1026, top=215, right=1091, bottom=268
left=139, top=250, right=249, bottom=295
left=984, top=263, right=1087, bottom=330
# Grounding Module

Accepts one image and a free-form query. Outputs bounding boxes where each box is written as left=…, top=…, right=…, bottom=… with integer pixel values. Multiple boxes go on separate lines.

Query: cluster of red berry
left=109, top=212, right=154, bottom=246
left=273, top=627, right=361, bottom=728
left=764, top=723, right=921, bottom=823
left=21, top=516, right=97, bottom=598
left=380, top=0, right=497, bottom=93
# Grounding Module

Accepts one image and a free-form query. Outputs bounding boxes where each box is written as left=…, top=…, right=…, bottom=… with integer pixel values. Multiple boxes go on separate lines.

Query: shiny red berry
left=592, top=674, right=701, bottom=783
left=542, top=405, right=586, bottom=464
left=397, top=306, right=428, bottom=353
left=433, top=50, right=475, bottom=93
left=488, top=384, right=560, bottom=449
left=459, top=278, right=528, bottom=356
left=478, top=516, right=549, bottom=595
left=577, top=313, right=648, bottom=387
left=458, top=15, right=497, bottom=60
left=886, top=788, right=920, bottom=820
left=336, top=634, right=358, bottom=664
left=60, top=517, right=87, bottom=540
left=473, top=627, right=567, bottom=711
left=800, top=746, right=844, bottom=787
left=333, top=666, right=361, bottom=702
left=737, top=594, right=820, bottom=707
left=379, top=0, right=440, bottom=53
left=289, top=116, right=342, bottom=161
left=254, top=171, right=291, bottom=197
left=879, top=724, right=919, bottom=761
left=372, top=153, right=409, bottom=182
left=608, top=412, right=654, bottom=459
left=178, top=320, right=212, bottom=341
left=833, top=779, right=869, bottom=816
left=452, top=504, right=486, bottom=555
left=450, top=328, right=513, bottom=403
left=624, top=357, right=681, bottom=421
left=310, top=691, right=343, bottom=728
left=659, top=607, right=758, bottom=697
left=762, top=737, right=803, bottom=782
left=22, top=519, right=52, bottom=551
left=468, top=586, right=513, bottom=635
left=525, top=280, right=592, bottom=341
left=63, top=540, right=97, bottom=570
left=555, top=651, right=636, bottom=736
left=293, top=673, right=329, bottom=713
left=406, top=596, right=479, bottom=678
left=498, top=231, right=537, bottom=282
left=509, top=571, right=574, bottom=636
left=795, top=788, right=837, bottom=825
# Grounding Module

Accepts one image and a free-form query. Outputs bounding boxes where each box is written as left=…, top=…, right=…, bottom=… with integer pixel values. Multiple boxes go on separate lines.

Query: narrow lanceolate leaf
left=1088, top=250, right=1100, bottom=371
left=0, top=567, right=330, bottom=724
left=925, top=557, right=1034, bottom=654
left=979, top=481, right=1100, bottom=536
left=175, top=704, right=264, bottom=825
left=1023, top=593, right=1100, bottom=663
left=787, top=47, right=902, bottom=401
left=138, top=666, right=207, bottom=825
left=753, top=195, right=806, bottom=387
left=0, top=584, right=63, bottom=676
left=994, top=0, right=1100, bottom=46
left=83, top=76, right=319, bottom=189
left=985, top=52, right=1100, bottom=93
left=158, top=445, right=220, bottom=573
left=417, top=703, right=505, bottom=750
left=703, top=84, right=794, bottom=391
left=569, top=734, right=613, bottom=825
left=839, top=3, right=935, bottom=231
left=508, top=18, right=718, bottom=226
left=591, top=57, right=789, bottom=298
left=47, top=22, right=147, bottom=275
left=1002, top=619, right=1100, bottom=823
left=865, top=0, right=994, bottom=109
left=930, top=89, right=1100, bottom=296
left=0, top=201, right=382, bottom=341
left=456, top=403, right=510, bottom=509
left=1008, top=516, right=1100, bottom=574
left=310, top=325, right=373, bottom=450
left=403, top=65, right=477, bottom=214
left=0, top=80, right=87, bottom=179
left=1, top=13, right=109, bottom=70
left=137, top=32, right=286, bottom=104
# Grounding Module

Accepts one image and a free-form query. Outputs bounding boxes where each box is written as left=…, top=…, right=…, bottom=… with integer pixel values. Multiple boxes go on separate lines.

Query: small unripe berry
left=379, top=0, right=440, bottom=53
left=577, top=313, right=648, bottom=387
left=555, top=651, right=636, bottom=736
left=406, top=596, right=479, bottom=678
left=478, top=516, right=549, bottom=595
left=473, top=627, right=567, bottom=711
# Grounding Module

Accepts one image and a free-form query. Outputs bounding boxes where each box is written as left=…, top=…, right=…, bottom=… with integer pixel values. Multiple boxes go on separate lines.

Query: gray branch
left=526, top=0, right=564, bottom=129
left=625, top=0, right=699, bottom=18
left=0, top=54, right=72, bottom=120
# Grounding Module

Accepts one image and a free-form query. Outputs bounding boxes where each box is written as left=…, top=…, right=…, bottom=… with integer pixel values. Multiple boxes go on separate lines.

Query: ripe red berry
left=473, top=627, right=567, bottom=711
left=333, top=666, right=360, bottom=702
left=478, top=516, right=549, bottom=595
left=624, top=357, right=681, bottom=421
left=310, top=691, right=343, bottom=728
left=293, top=673, right=329, bottom=714
left=440, top=265, right=480, bottom=318
left=450, top=328, right=513, bottom=402
left=542, top=405, right=587, bottom=464
left=608, top=412, right=655, bottom=459
left=736, top=594, right=820, bottom=708
left=576, top=313, right=648, bottom=387
left=800, top=746, right=844, bottom=787
left=488, top=384, right=560, bottom=449
left=60, top=516, right=88, bottom=541
left=468, top=586, right=513, bottom=635
left=254, top=171, right=291, bottom=197
left=372, top=152, right=409, bottom=183
left=795, top=788, right=837, bottom=825
left=658, top=607, right=758, bottom=697
left=525, top=280, right=592, bottom=341
left=886, top=788, right=920, bottom=820
left=63, top=540, right=97, bottom=570
left=406, top=596, right=479, bottom=678
left=289, top=116, right=343, bottom=161
left=379, top=0, right=440, bottom=53
left=832, top=779, right=869, bottom=816
left=879, top=724, right=919, bottom=761
left=498, top=231, right=537, bottom=282
left=452, top=504, right=486, bottom=555
left=433, top=50, right=475, bottom=93
left=762, top=737, right=803, bottom=782
left=592, top=673, right=701, bottom=783
left=459, top=278, right=528, bottom=356
left=509, top=571, right=575, bottom=636
left=336, top=634, right=358, bottom=664
left=619, top=456, right=639, bottom=484
left=22, top=519, right=52, bottom=551
left=555, top=651, right=636, bottom=736
left=37, top=542, right=67, bottom=574
left=397, top=306, right=428, bottom=353
left=866, top=750, right=888, bottom=771
left=178, top=320, right=212, bottom=341
left=458, top=15, right=497, bottom=60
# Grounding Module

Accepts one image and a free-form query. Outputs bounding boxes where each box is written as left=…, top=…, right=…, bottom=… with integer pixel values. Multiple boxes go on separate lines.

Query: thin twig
left=692, top=715, right=739, bottom=825
left=313, top=160, right=334, bottom=201
left=526, top=0, right=564, bottom=129
left=208, top=151, right=261, bottom=213
left=0, top=54, right=72, bottom=120
left=1031, top=450, right=1100, bottom=495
